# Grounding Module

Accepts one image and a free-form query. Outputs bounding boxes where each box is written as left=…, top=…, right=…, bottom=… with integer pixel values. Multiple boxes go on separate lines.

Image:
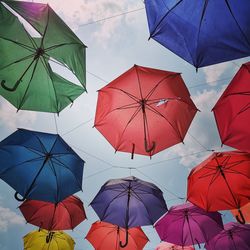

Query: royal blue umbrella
left=145, top=0, right=250, bottom=68
left=0, top=129, right=84, bottom=203
left=90, top=176, right=168, bottom=248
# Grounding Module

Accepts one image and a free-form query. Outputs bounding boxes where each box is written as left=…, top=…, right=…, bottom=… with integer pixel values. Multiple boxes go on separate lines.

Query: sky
left=0, top=0, right=249, bottom=249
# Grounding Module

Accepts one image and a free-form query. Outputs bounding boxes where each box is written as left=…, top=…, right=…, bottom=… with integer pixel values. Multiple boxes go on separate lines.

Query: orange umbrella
left=231, top=202, right=250, bottom=224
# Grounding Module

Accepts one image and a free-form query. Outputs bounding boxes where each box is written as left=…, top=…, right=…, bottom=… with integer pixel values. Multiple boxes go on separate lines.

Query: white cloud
left=0, top=100, right=37, bottom=130
left=0, top=207, right=25, bottom=232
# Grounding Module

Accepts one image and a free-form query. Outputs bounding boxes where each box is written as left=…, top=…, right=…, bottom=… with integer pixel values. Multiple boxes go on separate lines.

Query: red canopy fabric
left=85, top=221, right=149, bottom=250
left=155, top=242, right=194, bottom=250
left=94, top=65, right=198, bottom=157
left=19, top=195, right=86, bottom=230
left=231, top=202, right=250, bottom=224
left=187, top=151, right=250, bottom=224
left=213, top=62, right=250, bottom=152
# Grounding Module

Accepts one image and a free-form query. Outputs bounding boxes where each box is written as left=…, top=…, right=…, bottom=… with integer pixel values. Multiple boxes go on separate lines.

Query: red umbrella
left=155, top=242, right=194, bottom=250
left=19, top=195, right=86, bottom=230
left=213, top=62, right=250, bottom=152
left=94, top=65, right=198, bottom=158
left=187, top=151, right=250, bottom=224
left=85, top=221, right=149, bottom=250
left=231, top=202, right=250, bottom=224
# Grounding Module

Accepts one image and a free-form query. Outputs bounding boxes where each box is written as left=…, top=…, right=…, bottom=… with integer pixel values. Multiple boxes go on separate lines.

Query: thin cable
left=84, top=167, right=114, bottom=179
left=135, top=168, right=185, bottom=200
left=79, top=8, right=145, bottom=27
left=87, top=70, right=109, bottom=83
left=187, top=132, right=214, bottom=151
left=62, top=118, right=93, bottom=136
left=53, top=113, right=59, bottom=134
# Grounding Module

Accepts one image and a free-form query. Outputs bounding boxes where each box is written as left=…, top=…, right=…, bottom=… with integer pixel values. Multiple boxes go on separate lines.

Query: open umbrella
left=19, top=195, right=86, bottom=230
left=145, top=0, right=250, bottom=68
left=155, top=242, right=194, bottom=250
left=155, top=202, right=223, bottom=247
left=0, top=0, right=86, bottom=113
left=231, top=202, right=250, bottom=224
left=187, top=151, right=250, bottom=224
left=94, top=65, right=198, bottom=158
left=0, top=128, right=84, bottom=203
left=205, top=222, right=250, bottom=250
left=213, top=62, right=250, bottom=152
left=23, top=229, right=75, bottom=250
left=86, top=221, right=149, bottom=250
left=90, top=176, right=168, bottom=247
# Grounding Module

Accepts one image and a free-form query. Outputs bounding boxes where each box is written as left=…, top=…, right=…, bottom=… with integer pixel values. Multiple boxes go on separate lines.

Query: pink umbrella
left=156, top=242, right=194, bottom=250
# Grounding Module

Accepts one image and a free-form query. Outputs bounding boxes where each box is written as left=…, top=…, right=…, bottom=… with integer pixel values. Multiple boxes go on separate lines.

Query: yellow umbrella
left=23, top=229, right=75, bottom=250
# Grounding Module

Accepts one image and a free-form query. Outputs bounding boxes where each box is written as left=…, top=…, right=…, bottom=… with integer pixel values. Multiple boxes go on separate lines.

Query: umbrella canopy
left=90, top=176, right=168, bottom=247
left=145, top=0, right=250, bottom=68
left=0, top=0, right=86, bottom=113
left=0, top=128, right=84, bottom=203
left=155, top=202, right=223, bottom=247
left=155, top=242, right=194, bottom=250
left=19, top=195, right=86, bottom=230
left=94, top=65, right=197, bottom=158
left=85, top=221, right=149, bottom=250
left=212, top=62, right=250, bottom=152
left=231, top=202, right=250, bottom=224
left=187, top=151, right=250, bottom=224
left=205, top=222, right=250, bottom=250
left=23, top=229, right=75, bottom=250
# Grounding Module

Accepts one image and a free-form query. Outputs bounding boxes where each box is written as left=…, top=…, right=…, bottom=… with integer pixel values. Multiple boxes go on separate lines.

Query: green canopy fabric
left=0, top=0, right=87, bottom=113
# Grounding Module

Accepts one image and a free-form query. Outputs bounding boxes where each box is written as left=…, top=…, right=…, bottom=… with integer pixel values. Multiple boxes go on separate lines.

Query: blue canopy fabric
left=0, top=129, right=84, bottom=203
left=145, top=0, right=250, bottom=68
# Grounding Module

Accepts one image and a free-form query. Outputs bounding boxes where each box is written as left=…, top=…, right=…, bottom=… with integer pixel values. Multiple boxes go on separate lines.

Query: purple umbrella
left=155, top=203, right=223, bottom=247
left=90, top=176, right=168, bottom=248
left=206, top=222, right=250, bottom=250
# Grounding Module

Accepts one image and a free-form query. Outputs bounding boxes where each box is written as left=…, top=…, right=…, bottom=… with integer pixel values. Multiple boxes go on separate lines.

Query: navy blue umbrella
left=0, top=129, right=84, bottom=203
left=145, top=0, right=250, bottom=68
left=90, top=176, right=168, bottom=247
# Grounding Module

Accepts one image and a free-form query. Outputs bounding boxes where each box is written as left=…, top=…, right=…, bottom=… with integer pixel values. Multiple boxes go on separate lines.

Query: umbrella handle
left=236, top=209, right=246, bottom=224
left=144, top=139, right=156, bottom=153
left=14, top=192, right=25, bottom=202
left=1, top=79, right=20, bottom=92
left=119, top=228, right=129, bottom=248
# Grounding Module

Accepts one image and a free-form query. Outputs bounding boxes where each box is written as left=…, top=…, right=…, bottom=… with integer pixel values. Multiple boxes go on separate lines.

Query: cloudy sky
left=0, top=0, right=248, bottom=249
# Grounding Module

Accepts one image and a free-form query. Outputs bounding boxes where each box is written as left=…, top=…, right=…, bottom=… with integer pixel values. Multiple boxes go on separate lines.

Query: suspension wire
left=79, top=7, right=145, bottom=27
left=53, top=113, right=59, bottom=134
left=87, top=70, right=109, bottom=83
left=84, top=166, right=114, bottom=179
left=135, top=168, right=185, bottom=200
left=187, top=132, right=214, bottom=152
left=62, top=118, right=94, bottom=136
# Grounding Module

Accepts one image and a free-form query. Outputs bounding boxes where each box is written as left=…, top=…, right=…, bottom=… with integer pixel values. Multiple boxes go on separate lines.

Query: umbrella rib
left=51, top=158, right=83, bottom=191
left=61, top=202, right=75, bottom=230
left=225, top=0, right=250, bottom=47
left=145, top=104, right=183, bottom=142
left=108, top=87, right=140, bottom=102
left=113, top=102, right=140, bottom=111
left=45, top=42, right=84, bottom=52
left=223, top=169, right=249, bottom=178
left=135, top=65, right=144, bottom=100
left=48, top=160, right=60, bottom=205
left=150, top=0, right=184, bottom=37
left=145, top=73, right=179, bottom=101
left=0, top=156, right=44, bottom=176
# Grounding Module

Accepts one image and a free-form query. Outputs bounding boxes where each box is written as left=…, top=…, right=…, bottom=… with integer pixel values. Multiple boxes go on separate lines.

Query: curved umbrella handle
left=1, top=79, right=21, bottom=92
left=144, top=139, right=156, bottom=153
left=46, top=232, right=54, bottom=243
left=119, top=228, right=129, bottom=248
left=236, top=209, right=246, bottom=224
left=14, top=192, right=25, bottom=202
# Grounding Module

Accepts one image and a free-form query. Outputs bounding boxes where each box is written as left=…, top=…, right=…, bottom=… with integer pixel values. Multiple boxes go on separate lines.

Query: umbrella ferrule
left=35, top=48, right=45, bottom=59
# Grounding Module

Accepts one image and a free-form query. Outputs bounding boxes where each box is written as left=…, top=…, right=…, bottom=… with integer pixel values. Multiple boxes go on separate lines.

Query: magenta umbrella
left=206, top=222, right=250, bottom=250
left=155, top=242, right=194, bottom=250
left=155, top=203, right=223, bottom=247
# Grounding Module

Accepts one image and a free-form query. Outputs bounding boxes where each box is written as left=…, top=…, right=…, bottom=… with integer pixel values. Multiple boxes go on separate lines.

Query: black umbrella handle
left=236, top=209, right=246, bottom=224
left=1, top=80, right=20, bottom=92
left=144, top=139, right=156, bottom=153
left=14, top=192, right=25, bottom=202
left=119, top=228, right=129, bottom=248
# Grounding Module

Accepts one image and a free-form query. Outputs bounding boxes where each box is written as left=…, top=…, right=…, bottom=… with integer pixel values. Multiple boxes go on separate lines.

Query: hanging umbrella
left=155, top=202, right=223, bottom=247
left=155, top=242, right=194, bottom=250
left=94, top=65, right=198, bottom=158
left=0, top=128, right=84, bottom=203
left=85, top=221, right=149, bottom=250
left=205, top=222, right=250, bottom=250
left=231, top=202, right=250, bottom=224
left=212, top=62, right=250, bottom=152
left=187, top=150, right=250, bottom=224
left=19, top=195, right=86, bottom=230
left=145, top=0, right=250, bottom=69
left=0, top=0, right=86, bottom=113
left=90, top=176, right=168, bottom=247
left=23, top=229, right=75, bottom=250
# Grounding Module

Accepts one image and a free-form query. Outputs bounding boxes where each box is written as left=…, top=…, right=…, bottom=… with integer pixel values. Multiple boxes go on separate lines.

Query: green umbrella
left=0, top=0, right=86, bottom=113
